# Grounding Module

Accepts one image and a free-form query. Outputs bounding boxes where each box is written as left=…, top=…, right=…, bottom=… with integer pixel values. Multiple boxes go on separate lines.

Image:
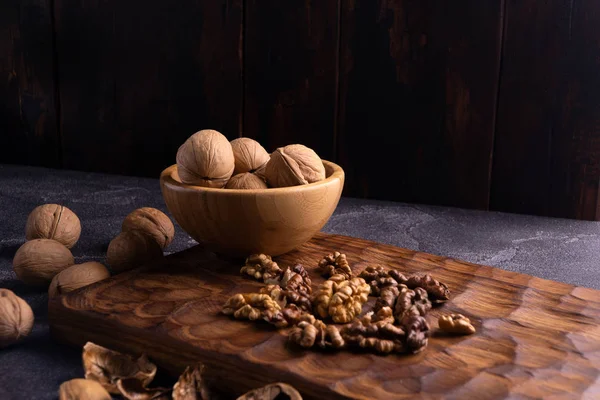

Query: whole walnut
left=13, top=239, right=75, bottom=286
left=49, top=262, right=111, bottom=297
left=264, top=144, right=326, bottom=187
left=176, top=129, right=235, bottom=187
left=230, top=137, right=270, bottom=176
left=225, top=173, right=268, bottom=189
left=59, top=379, right=111, bottom=400
left=121, top=207, right=175, bottom=249
left=107, top=230, right=163, bottom=273
left=0, top=289, right=34, bottom=348
left=25, top=204, right=81, bottom=248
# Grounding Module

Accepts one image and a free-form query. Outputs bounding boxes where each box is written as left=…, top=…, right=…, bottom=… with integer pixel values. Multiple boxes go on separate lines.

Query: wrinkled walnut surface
left=13, top=239, right=74, bottom=286
left=121, top=207, right=175, bottom=250
left=0, top=289, right=34, bottom=348
left=241, top=254, right=282, bottom=282
left=438, top=314, right=476, bottom=335
left=48, top=262, right=110, bottom=298
left=264, top=144, right=325, bottom=187
left=318, top=251, right=353, bottom=281
left=25, top=204, right=81, bottom=249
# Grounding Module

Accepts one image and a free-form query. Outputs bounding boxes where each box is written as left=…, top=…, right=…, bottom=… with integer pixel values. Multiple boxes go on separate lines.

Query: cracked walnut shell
left=237, top=383, right=302, bottom=400
left=122, top=207, right=175, bottom=249
left=230, top=137, right=270, bottom=176
left=438, top=314, right=476, bottom=335
left=107, top=230, right=163, bottom=273
left=0, top=289, right=34, bottom=348
left=26, top=204, right=81, bottom=248
left=48, top=262, right=110, bottom=297
left=13, top=239, right=74, bottom=286
left=176, top=129, right=235, bottom=187
left=264, top=144, right=326, bottom=188
left=59, top=379, right=111, bottom=400
left=83, top=342, right=157, bottom=394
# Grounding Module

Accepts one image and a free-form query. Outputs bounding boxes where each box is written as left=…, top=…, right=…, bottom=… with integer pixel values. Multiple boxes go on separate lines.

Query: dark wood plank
left=54, top=0, right=243, bottom=177
left=0, top=0, right=59, bottom=167
left=337, top=0, right=503, bottom=209
left=49, top=232, right=600, bottom=399
left=491, top=0, right=600, bottom=220
left=243, top=0, right=338, bottom=160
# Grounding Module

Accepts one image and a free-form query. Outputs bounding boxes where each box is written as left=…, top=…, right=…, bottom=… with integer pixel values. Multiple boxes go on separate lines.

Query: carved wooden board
left=48, top=233, right=600, bottom=399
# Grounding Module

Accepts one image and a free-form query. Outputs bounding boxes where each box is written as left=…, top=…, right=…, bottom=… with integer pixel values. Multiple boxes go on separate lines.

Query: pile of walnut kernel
left=176, top=129, right=327, bottom=189
left=223, top=252, right=476, bottom=355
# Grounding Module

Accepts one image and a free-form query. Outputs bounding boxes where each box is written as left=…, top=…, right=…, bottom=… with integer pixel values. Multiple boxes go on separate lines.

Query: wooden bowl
left=160, top=160, right=344, bottom=257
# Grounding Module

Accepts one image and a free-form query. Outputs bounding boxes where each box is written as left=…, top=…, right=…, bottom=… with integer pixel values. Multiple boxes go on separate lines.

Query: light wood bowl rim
left=160, top=160, right=344, bottom=195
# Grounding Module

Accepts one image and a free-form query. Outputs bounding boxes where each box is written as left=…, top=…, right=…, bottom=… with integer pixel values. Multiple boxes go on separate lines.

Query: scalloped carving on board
left=49, top=233, right=600, bottom=399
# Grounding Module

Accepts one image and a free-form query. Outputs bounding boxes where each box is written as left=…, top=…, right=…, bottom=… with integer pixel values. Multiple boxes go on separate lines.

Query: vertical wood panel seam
left=240, top=0, right=246, bottom=138
left=332, top=0, right=341, bottom=164
left=49, top=0, right=63, bottom=168
left=489, top=0, right=508, bottom=210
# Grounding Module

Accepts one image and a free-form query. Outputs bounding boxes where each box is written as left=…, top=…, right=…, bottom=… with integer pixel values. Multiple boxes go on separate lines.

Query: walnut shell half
left=225, top=173, right=268, bottom=189
left=59, top=379, right=111, bottom=400
left=0, top=289, right=34, bottom=348
left=121, top=207, right=175, bottom=249
left=25, top=204, right=81, bottom=248
left=230, top=137, right=270, bottom=175
left=48, top=262, right=111, bottom=297
left=264, top=144, right=325, bottom=188
left=236, top=383, right=302, bottom=400
left=176, top=129, right=235, bottom=187
left=13, top=239, right=75, bottom=286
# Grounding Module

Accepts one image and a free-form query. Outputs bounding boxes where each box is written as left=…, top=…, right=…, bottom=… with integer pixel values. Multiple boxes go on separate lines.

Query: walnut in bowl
left=160, top=160, right=344, bottom=256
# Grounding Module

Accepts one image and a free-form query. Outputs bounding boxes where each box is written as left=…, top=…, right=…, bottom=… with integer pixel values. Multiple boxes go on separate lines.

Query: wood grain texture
left=54, top=0, right=243, bottom=177
left=337, top=0, right=503, bottom=209
left=243, top=0, right=338, bottom=160
left=0, top=0, right=59, bottom=167
left=491, top=0, right=600, bottom=220
left=160, top=161, right=344, bottom=257
left=49, top=233, right=600, bottom=399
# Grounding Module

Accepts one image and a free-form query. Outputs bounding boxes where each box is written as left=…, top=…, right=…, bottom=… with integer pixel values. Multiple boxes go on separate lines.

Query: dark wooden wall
left=2, top=0, right=600, bottom=220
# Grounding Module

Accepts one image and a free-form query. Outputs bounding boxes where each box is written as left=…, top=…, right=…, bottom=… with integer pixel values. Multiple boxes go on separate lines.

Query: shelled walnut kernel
left=438, top=314, right=476, bottom=335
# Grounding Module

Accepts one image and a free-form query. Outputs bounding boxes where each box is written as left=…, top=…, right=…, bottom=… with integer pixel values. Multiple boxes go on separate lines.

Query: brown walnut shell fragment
left=264, top=144, right=325, bottom=188
left=83, top=342, right=157, bottom=394
left=402, top=315, right=430, bottom=353
left=59, top=378, right=111, bottom=400
left=117, top=379, right=171, bottom=400
left=328, top=277, right=370, bottom=323
left=405, top=274, right=450, bottom=303
left=26, top=204, right=81, bottom=248
left=438, top=314, right=476, bottom=335
left=288, top=315, right=345, bottom=350
left=340, top=307, right=405, bottom=354
left=318, top=251, right=353, bottom=282
left=237, top=383, right=302, bottom=400
left=172, top=364, right=212, bottom=400
left=122, top=207, right=175, bottom=249
left=241, top=254, right=282, bottom=282
left=222, top=293, right=287, bottom=328
left=393, top=286, right=432, bottom=322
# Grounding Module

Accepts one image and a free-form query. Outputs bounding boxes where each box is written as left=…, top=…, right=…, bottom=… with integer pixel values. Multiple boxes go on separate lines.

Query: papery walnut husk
left=13, top=238, right=75, bottom=286
left=225, top=173, right=268, bottom=189
left=122, top=207, right=175, bottom=249
left=83, top=342, right=157, bottom=394
left=49, top=261, right=110, bottom=297
left=237, top=383, right=302, bottom=400
left=172, top=364, right=212, bottom=400
left=26, top=203, right=81, bottom=248
left=59, top=378, right=111, bottom=400
left=0, top=289, right=34, bottom=348
left=230, top=137, right=270, bottom=176
left=176, top=129, right=235, bottom=187
left=264, top=144, right=325, bottom=188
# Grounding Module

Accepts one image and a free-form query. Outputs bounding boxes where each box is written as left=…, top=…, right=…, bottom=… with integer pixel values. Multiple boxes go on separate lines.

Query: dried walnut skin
left=0, top=289, right=34, bottom=348
left=13, top=239, right=75, bottom=286
left=26, top=204, right=81, bottom=249
left=121, top=207, right=175, bottom=249
left=176, top=129, right=235, bottom=188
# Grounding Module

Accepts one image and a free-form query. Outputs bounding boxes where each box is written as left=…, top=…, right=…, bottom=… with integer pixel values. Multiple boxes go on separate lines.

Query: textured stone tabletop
left=1, top=164, right=600, bottom=399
